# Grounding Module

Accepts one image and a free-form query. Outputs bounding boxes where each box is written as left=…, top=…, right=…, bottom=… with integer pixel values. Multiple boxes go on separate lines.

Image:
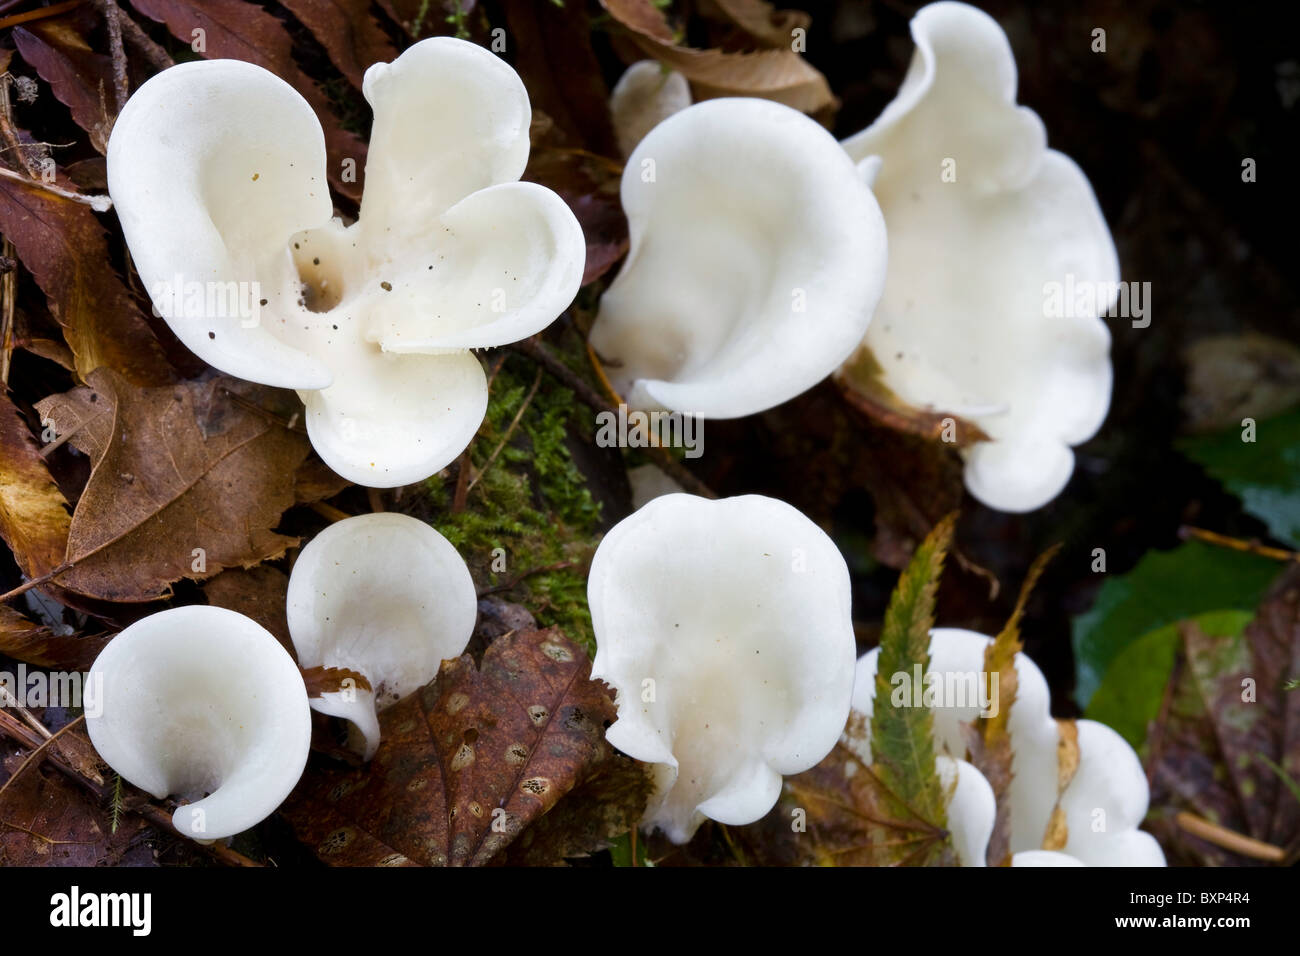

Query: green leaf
left=869, top=513, right=955, bottom=864
left=1071, top=540, right=1279, bottom=708
left=1086, top=609, right=1254, bottom=750
left=1179, top=407, right=1300, bottom=547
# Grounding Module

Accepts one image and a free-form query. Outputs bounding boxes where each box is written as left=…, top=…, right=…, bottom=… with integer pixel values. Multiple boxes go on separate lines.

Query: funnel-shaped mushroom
left=286, top=512, right=477, bottom=759
left=85, top=606, right=311, bottom=842
left=851, top=628, right=1165, bottom=865
left=837, top=1, right=1116, bottom=512
left=107, top=37, right=584, bottom=487
left=589, top=493, right=856, bottom=843
left=589, top=98, right=887, bottom=419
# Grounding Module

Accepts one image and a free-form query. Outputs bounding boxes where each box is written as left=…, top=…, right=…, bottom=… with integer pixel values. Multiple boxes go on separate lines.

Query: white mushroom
left=588, top=493, right=857, bottom=843
left=609, top=60, right=691, bottom=158
left=285, top=512, right=477, bottom=759
left=851, top=627, right=1165, bottom=865
left=85, top=606, right=311, bottom=842
left=837, top=1, right=1116, bottom=512
left=107, top=38, right=585, bottom=488
left=589, top=98, right=888, bottom=419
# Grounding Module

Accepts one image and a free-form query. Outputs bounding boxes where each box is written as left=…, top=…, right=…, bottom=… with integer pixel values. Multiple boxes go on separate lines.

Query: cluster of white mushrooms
left=81, top=2, right=1160, bottom=863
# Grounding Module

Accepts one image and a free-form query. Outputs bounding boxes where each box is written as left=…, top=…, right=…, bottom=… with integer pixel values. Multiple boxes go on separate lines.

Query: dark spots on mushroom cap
left=208, top=331, right=216, bottom=339
left=380, top=281, right=392, bottom=292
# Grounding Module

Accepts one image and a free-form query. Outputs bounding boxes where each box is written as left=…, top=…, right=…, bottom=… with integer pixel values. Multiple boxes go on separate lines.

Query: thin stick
left=0, top=166, right=111, bottom=211
left=0, top=715, right=85, bottom=802
left=1174, top=811, right=1286, bottom=863
left=117, top=10, right=173, bottom=71
left=1180, top=526, right=1300, bottom=564
left=309, top=501, right=353, bottom=523
left=0, top=0, right=82, bottom=30
left=0, top=708, right=261, bottom=866
left=95, top=0, right=130, bottom=113
left=466, top=365, right=542, bottom=496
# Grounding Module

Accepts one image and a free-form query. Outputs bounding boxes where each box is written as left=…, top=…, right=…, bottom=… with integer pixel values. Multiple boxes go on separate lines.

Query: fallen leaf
left=523, top=148, right=628, bottom=286
left=702, top=0, right=811, bottom=48
left=281, top=627, right=635, bottom=866
left=277, top=0, right=398, bottom=90
left=502, top=0, right=619, bottom=155
left=0, top=604, right=109, bottom=670
left=0, top=171, right=173, bottom=386
left=34, top=370, right=309, bottom=602
left=1146, top=567, right=1300, bottom=865
left=600, top=0, right=835, bottom=115
left=1070, top=540, right=1279, bottom=709
left=0, top=752, right=147, bottom=866
left=0, top=390, right=70, bottom=578
left=13, top=18, right=115, bottom=153
left=868, top=512, right=957, bottom=864
left=836, top=348, right=990, bottom=448
left=202, top=565, right=292, bottom=651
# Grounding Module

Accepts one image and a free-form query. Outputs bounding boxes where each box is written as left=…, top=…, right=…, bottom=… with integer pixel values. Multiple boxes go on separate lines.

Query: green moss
left=427, top=357, right=603, bottom=654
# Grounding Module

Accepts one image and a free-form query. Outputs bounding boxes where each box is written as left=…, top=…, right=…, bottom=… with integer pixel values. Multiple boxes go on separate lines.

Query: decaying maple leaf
left=1146, top=564, right=1300, bottom=866
left=281, top=627, right=649, bottom=866
left=33, top=369, right=310, bottom=602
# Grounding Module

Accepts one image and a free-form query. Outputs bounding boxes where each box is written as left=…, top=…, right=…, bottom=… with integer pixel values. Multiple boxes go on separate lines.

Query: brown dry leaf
left=129, top=0, right=368, bottom=202
left=202, top=565, right=292, bottom=651
left=1146, top=566, right=1300, bottom=865
left=12, top=18, right=115, bottom=153
left=34, top=370, right=309, bottom=602
left=503, top=0, right=619, bottom=155
left=0, top=390, right=70, bottom=578
left=294, top=457, right=352, bottom=504
left=703, top=0, right=811, bottom=48
left=0, top=751, right=148, bottom=866
left=1039, top=718, right=1078, bottom=852
left=0, top=604, right=110, bottom=670
left=961, top=544, right=1058, bottom=865
left=278, top=0, right=398, bottom=90
left=600, top=0, right=835, bottom=114
left=524, top=148, right=628, bottom=286
left=281, top=627, right=640, bottom=866
left=836, top=348, right=990, bottom=448
left=0, top=173, right=173, bottom=386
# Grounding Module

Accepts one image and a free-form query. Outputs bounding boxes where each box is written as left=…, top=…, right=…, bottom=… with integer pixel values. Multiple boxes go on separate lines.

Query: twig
left=0, top=166, right=112, bottom=211
left=94, top=0, right=130, bottom=114
left=0, top=0, right=82, bottom=30
left=1180, top=525, right=1300, bottom=563
left=308, top=501, right=353, bottom=523
left=477, top=560, right=581, bottom=597
left=1174, top=811, right=1286, bottom=863
left=509, top=337, right=609, bottom=413
left=508, top=337, right=718, bottom=498
left=117, top=10, right=173, bottom=71
left=450, top=448, right=472, bottom=514
left=0, top=715, right=85, bottom=803
left=0, top=708, right=260, bottom=866
left=466, top=365, right=542, bottom=497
